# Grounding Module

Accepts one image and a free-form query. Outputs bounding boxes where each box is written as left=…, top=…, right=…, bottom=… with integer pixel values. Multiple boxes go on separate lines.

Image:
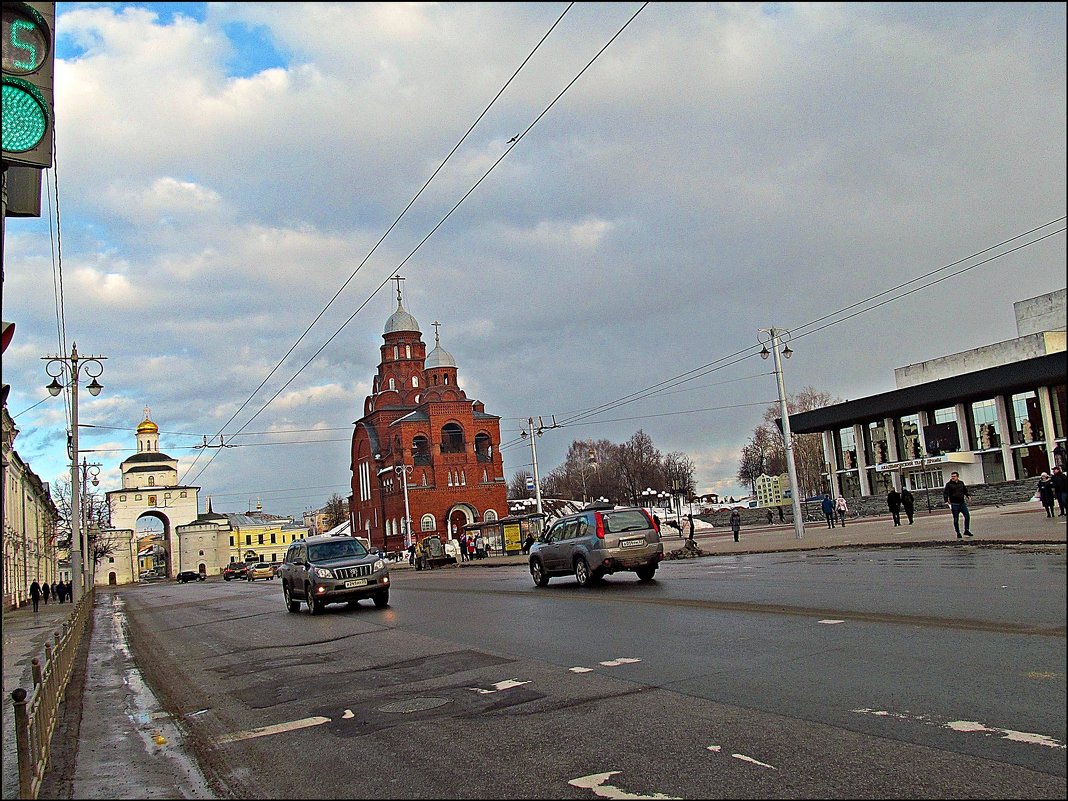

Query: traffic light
left=2, top=1, right=55, bottom=169
left=1, top=320, right=13, bottom=406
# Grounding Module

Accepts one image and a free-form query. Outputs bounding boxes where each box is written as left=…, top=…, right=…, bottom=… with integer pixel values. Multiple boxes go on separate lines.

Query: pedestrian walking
left=458, top=534, right=468, bottom=562
left=778, top=505, right=785, bottom=522
left=474, top=532, right=485, bottom=559
left=57, top=579, right=66, bottom=603
left=835, top=495, right=849, bottom=527
left=887, top=487, right=902, bottom=527
left=522, top=533, right=534, bottom=555
left=821, top=495, right=836, bottom=528
left=467, top=537, right=475, bottom=561
left=766, top=510, right=774, bottom=525
left=51, top=582, right=59, bottom=603
left=900, top=487, right=915, bottom=524
left=407, top=543, right=416, bottom=565
left=42, top=581, right=51, bottom=605
left=1052, top=466, right=1068, bottom=516
left=1037, top=472, right=1056, bottom=518
left=30, top=579, right=41, bottom=613
left=730, top=509, right=741, bottom=542
left=686, top=513, right=695, bottom=541
left=943, top=471, right=972, bottom=538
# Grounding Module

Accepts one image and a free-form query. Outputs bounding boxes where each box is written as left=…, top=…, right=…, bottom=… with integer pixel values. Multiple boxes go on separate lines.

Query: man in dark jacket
left=1051, top=466, right=1068, bottom=516
left=29, top=580, right=41, bottom=613
left=900, top=487, right=916, bottom=524
left=943, top=471, right=972, bottom=538
left=820, top=495, right=835, bottom=528
left=887, top=487, right=902, bottom=527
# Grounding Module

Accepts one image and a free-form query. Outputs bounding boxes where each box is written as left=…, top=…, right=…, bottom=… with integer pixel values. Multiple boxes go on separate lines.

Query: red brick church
left=349, top=278, right=508, bottom=553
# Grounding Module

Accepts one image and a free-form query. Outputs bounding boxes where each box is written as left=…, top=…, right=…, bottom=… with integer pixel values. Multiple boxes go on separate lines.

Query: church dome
left=385, top=300, right=420, bottom=335
left=425, top=343, right=456, bottom=369
left=137, top=414, right=158, bottom=434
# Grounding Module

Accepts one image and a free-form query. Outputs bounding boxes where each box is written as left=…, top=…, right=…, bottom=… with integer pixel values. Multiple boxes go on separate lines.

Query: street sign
left=525, top=476, right=535, bottom=491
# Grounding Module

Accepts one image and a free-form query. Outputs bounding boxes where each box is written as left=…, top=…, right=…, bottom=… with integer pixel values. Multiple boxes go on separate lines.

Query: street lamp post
left=394, top=463, right=414, bottom=549
left=43, top=343, right=105, bottom=600
left=521, top=418, right=545, bottom=517
left=641, top=487, right=656, bottom=509
left=759, top=328, right=804, bottom=540
left=78, top=458, right=101, bottom=582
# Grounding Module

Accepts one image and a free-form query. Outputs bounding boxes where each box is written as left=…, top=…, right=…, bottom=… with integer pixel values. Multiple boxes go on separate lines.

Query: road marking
left=600, top=658, right=642, bottom=667
left=819, top=619, right=845, bottom=624
left=570, top=667, right=594, bottom=673
left=569, top=771, right=681, bottom=800
left=731, top=754, right=776, bottom=769
left=342, top=709, right=354, bottom=719
left=852, top=708, right=1066, bottom=749
left=217, top=715, right=331, bottom=744
left=467, top=679, right=531, bottom=694
left=706, top=745, right=721, bottom=752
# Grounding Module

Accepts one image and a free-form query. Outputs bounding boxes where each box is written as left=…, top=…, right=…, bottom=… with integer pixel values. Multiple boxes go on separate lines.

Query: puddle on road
left=107, top=595, right=216, bottom=797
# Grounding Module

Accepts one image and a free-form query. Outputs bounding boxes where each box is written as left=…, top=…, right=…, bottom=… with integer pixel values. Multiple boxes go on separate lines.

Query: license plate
left=344, top=579, right=368, bottom=588
left=621, top=538, right=645, bottom=548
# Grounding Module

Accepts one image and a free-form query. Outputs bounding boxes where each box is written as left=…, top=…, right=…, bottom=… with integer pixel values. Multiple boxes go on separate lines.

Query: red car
left=223, top=563, right=249, bottom=581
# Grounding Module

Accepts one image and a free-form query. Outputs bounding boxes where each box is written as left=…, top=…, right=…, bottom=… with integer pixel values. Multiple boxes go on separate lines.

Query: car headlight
left=373, top=559, right=386, bottom=572
left=312, top=567, right=334, bottom=579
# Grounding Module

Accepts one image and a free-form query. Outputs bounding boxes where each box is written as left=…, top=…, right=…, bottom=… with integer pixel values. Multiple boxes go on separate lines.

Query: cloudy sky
left=4, top=2, right=1066, bottom=520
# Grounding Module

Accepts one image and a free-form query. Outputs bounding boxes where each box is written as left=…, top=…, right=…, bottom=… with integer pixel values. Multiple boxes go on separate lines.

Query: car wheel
left=575, top=557, right=592, bottom=587
left=224, top=576, right=231, bottom=581
left=530, top=559, right=550, bottom=587
left=305, top=585, right=322, bottom=615
left=373, top=589, right=389, bottom=608
left=636, top=564, right=657, bottom=582
left=283, top=583, right=300, bottom=613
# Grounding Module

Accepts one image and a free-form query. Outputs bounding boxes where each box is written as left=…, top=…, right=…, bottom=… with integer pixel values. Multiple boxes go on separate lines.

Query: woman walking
left=730, top=509, right=741, bottom=543
left=1038, top=473, right=1057, bottom=518
left=835, top=496, right=849, bottom=527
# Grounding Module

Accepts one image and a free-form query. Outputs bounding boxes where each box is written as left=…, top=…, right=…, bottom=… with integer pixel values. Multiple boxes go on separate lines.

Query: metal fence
left=10, top=587, right=95, bottom=799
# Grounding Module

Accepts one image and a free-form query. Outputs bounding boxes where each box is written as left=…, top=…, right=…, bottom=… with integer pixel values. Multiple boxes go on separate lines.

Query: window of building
left=412, top=375, right=419, bottom=388
left=970, top=400, right=1001, bottom=449
left=413, top=435, right=431, bottom=465
left=1052, top=384, right=1066, bottom=439
left=865, top=421, right=888, bottom=465
left=164, top=492, right=171, bottom=498
left=1012, top=446, right=1047, bottom=480
left=475, top=433, right=492, bottom=462
left=441, top=423, right=464, bottom=453
left=270, top=532, right=277, bottom=543
left=109, top=557, right=114, bottom=563
left=389, top=377, right=396, bottom=390
left=199, top=550, right=204, bottom=556
left=257, top=534, right=264, bottom=545
left=245, top=535, right=252, bottom=545
left=405, top=344, right=411, bottom=359
left=393, top=345, right=399, bottom=359
left=484, top=509, right=497, bottom=522
left=229, top=536, right=234, bottom=546
left=180, top=491, right=187, bottom=498
left=148, top=476, right=155, bottom=486
left=460, top=471, right=466, bottom=486
left=933, top=407, right=956, bottom=424
left=135, top=494, right=142, bottom=500
left=121, top=495, right=126, bottom=502
left=897, top=414, right=922, bottom=459
left=836, top=427, right=858, bottom=469
left=1008, top=391, right=1043, bottom=445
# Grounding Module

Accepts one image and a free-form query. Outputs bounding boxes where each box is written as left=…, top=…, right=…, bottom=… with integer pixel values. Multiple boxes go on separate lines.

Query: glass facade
left=970, top=399, right=1001, bottom=449
left=1052, top=384, right=1066, bottom=439
left=837, top=427, right=858, bottom=469
left=897, top=414, right=922, bottom=460
left=933, top=407, right=956, bottom=424
left=865, top=421, right=889, bottom=465
left=1008, top=391, right=1043, bottom=444
left=1012, top=445, right=1047, bottom=480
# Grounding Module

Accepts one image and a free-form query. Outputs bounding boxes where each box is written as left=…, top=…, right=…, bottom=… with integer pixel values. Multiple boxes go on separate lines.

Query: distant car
left=223, top=563, right=249, bottom=581
left=247, top=562, right=276, bottom=581
left=176, top=570, right=206, bottom=583
left=529, top=506, right=663, bottom=587
left=278, top=534, right=390, bottom=614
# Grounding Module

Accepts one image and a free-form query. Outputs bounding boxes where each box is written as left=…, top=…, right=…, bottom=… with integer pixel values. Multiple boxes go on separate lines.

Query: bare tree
left=662, top=451, right=696, bottom=497
left=507, top=470, right=533, bottom=499
left=615, top=430, right=662, bottom=505
left=736, top=440, right=765, bottom=493
left=323, top=493, right=348, bottom=530
left=52, top=479, right=110, bottom=545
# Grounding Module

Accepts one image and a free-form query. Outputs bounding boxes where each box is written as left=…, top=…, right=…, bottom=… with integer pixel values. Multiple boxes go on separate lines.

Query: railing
left=11, top=587, right=95, bottom=800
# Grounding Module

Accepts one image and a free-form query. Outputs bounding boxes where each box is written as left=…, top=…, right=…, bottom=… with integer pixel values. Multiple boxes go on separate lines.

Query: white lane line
left=569, top=771, right=681, bottom=800
left=467, top=679, right=532, bottom=694
left=600, top=658, right=642, bottom=667
left=706, top=745, right=721, bottom=752
left=819, top=619, right=845, bottom=625
left=852, top=708, right=1066, bottom=750
left=731, top=753, right=776, bottom=769
left=570, top=667, right=594, bottom=673
left=217, top=715, right=331, bottom=744
left=342, top=709, right=355, bottom=719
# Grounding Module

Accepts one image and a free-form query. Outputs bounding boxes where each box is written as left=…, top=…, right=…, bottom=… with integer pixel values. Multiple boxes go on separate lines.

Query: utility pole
left=760, top=327, right=804, bottom=540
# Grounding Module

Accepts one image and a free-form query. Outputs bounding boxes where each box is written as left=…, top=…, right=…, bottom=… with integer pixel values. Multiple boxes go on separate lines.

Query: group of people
left=28, top=578, right=72, bottom=612
left=1037, top=466, right=1068, bottom=518
left=885, top=486, right=917, bottom=526
left=820, top=494, right=853, bottom=528
left=456, top=532, right=487, bottom=560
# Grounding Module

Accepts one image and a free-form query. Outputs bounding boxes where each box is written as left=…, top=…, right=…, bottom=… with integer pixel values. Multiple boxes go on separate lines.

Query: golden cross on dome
left=143, top=406, right=151, bottom=420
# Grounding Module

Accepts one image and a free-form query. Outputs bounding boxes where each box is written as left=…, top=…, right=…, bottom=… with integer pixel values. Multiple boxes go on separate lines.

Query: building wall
left=1015, top=288, right=1067, bottom=337
left=91, top=529, right=135, bottom=586
left=894, top=332, right=1065, bottom=389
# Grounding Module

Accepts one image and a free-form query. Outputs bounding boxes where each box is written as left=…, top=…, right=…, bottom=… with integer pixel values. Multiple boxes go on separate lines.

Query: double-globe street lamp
left=43, top=343, right=106, bottom=600
left=759, top=327, right=804, bottom=540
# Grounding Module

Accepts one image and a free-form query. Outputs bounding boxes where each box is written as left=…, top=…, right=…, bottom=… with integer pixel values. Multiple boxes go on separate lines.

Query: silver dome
left=425, top=344, right=457, bottom=369
left=385, top=301, right=420, bottom=334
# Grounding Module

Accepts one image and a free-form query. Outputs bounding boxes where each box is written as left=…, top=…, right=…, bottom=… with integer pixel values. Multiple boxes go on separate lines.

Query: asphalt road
left=119, top=545, right=1066, bottom=799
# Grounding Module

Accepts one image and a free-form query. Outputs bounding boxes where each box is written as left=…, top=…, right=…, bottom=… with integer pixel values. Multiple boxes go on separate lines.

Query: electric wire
left=182, top=2, right=650, bottom=488
left=176, top=2, right=577, bottom=487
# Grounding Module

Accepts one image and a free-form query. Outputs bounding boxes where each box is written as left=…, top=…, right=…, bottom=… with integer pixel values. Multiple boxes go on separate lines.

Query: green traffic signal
left=2, top=79, right=48, bottom=151
left=1, top=2, right=54, bottom=168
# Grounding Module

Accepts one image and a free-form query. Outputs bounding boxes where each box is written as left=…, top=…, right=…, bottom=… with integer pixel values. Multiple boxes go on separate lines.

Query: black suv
left=278, top=535, right=390, bottom=614
left=223, top=562, right=249, bottom=581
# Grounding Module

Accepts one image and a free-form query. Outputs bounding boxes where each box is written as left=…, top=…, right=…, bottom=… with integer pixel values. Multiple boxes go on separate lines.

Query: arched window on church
left=421, top=514, right=435, bottom=531
left=389, top=377, right=396, bottom=390
left=482, top=469, right=489, bottom=483
left=393, top=345, right=399, bottom=360
left=444, top=374, right=450, bottom=385
left=448, top=471, right=454, bottom=487
left=421, top=471, right=428, bottom=486
left=460, top=471, right=466, bottom=486
left=412, top=375, right=419, bottom=388
left=484, top=509, right=497, bottom=522
left=148, top=476, right=155, bottom=486
left=405, top=344, right=411, bottom=359
left=441, top=423, right=464, bottom=453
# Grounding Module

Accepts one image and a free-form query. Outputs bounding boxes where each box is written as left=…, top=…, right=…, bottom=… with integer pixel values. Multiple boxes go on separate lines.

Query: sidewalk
left=2, top=502, right=1063, bottom=799
left=1, top=595, right=81, bottom=800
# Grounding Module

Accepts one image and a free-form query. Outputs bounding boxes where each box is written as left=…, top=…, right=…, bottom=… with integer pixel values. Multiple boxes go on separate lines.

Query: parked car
left=278, top=534, right=390, bottom=614
left=176, top=570, right=206, bottom=583
left=528, top=506, right=663, bottom=587
left=246, top=562, right=275, bottom=582
left=223, top=563, right=249, bottom=581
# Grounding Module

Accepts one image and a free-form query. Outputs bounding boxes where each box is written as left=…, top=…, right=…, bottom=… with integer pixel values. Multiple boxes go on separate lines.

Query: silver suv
left=529, top=505, right=663, bottom=587
left=279, top=535, right=390, bottom=614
